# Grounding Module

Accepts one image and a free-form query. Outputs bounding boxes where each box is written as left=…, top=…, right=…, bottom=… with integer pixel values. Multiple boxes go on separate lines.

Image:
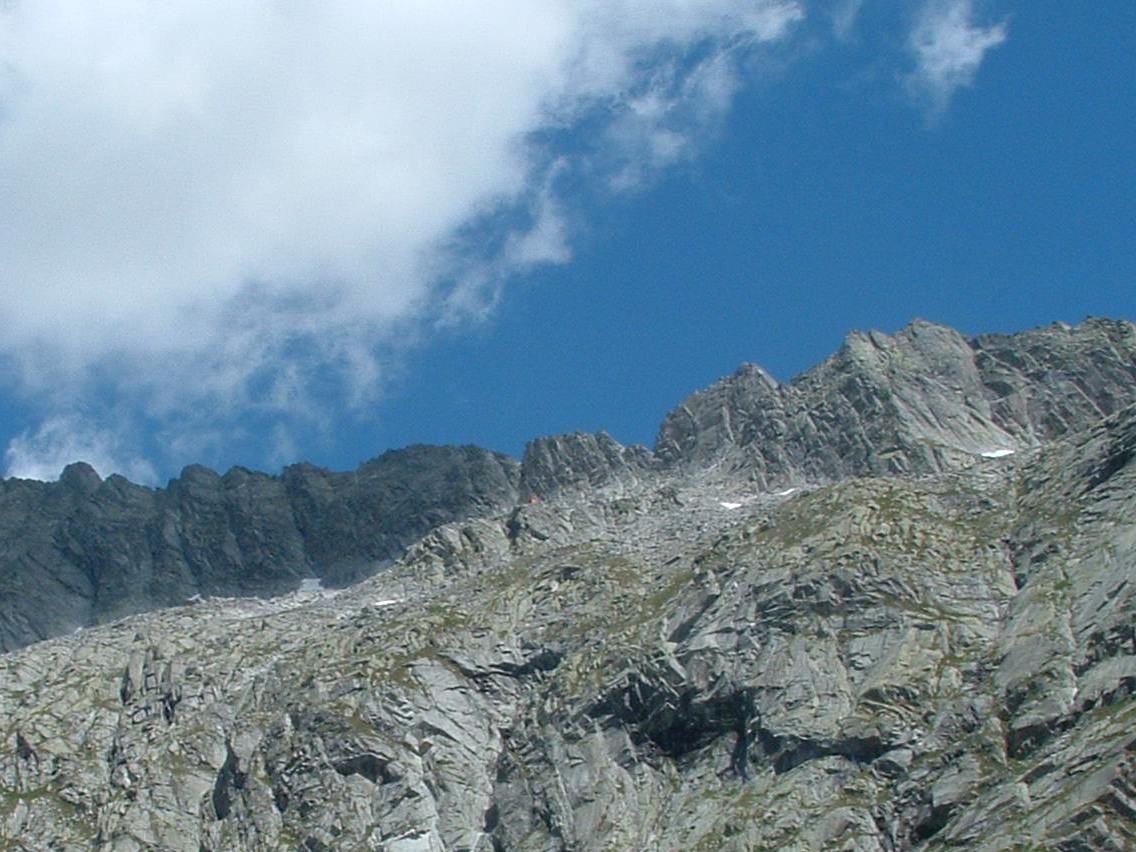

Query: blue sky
left=1, top=1, right=1133, bottom=482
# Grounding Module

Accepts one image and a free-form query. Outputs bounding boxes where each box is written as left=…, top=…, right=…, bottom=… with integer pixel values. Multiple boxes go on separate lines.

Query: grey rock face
left=519, top=431, right=657, bottom=499
left=1, top=317, right=1134, bottom=850
left=0, top=445, right=519, bottom=651
left=656, top=317, right=1136, bottom=485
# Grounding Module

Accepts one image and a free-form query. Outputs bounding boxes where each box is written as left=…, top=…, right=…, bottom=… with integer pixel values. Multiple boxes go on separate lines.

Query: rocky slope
left=1, top=317, right=1134, bottom=850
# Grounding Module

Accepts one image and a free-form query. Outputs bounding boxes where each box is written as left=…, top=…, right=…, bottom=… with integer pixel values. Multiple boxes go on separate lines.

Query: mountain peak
left=656, top=317, right=1136, bottom=483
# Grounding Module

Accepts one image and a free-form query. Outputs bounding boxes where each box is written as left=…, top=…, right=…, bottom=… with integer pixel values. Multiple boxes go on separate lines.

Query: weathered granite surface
left=1, top=318, right=1134, bottom=850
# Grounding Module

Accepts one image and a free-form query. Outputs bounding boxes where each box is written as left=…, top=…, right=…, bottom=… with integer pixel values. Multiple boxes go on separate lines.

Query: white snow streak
left=980, top=448, right=1016, bottom=459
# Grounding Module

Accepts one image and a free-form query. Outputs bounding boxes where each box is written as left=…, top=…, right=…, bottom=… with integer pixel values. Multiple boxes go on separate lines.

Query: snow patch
left=775, top=488, right=797, bottom=497
left=980, top=448, right=1016, bottom=459
left=719, top=501, right=743, bottom=510
left=371, top=598, right=402, bottom=608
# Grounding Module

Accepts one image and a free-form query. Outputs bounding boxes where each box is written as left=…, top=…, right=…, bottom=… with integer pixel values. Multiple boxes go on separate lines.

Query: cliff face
left=0, top=445, right=520, bottom=651
left=1, top=318, right=1134, bottom=850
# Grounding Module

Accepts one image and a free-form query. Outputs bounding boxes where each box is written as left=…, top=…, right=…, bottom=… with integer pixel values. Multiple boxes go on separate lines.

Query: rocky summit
left=2, top=318, right=1135, bottom=851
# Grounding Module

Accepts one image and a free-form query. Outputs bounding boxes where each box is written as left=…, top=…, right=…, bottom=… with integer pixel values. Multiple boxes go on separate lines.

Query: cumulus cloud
left=907, top=0, right=1007, bottom=115
left=0, top=0, right=804, bottom=479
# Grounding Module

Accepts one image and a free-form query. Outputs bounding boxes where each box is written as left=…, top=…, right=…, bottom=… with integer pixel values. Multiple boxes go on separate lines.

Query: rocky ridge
left=1, top=317, right=1135, bottom=850
left=0, top=445, right=520, bottom=651
left=656, top=317, right=1136, bottom=483
left=4, top=318, right=1133, bottom=654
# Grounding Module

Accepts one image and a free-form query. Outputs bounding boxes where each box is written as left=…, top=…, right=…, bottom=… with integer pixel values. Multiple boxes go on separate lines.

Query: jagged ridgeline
left=2, top=318, right=1135, bottom=850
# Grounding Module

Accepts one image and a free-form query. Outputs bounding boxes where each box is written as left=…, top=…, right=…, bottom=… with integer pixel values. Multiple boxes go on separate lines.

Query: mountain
left=1, top=317, right=1134, bottom=850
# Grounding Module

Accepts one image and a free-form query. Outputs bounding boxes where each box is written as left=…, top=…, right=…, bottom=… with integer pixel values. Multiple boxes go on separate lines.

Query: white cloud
left=0, top=0, right=804, bottom=479
left=907, top=0, right=1007, bottom=115
left=4, top=415, right=158, bottom=484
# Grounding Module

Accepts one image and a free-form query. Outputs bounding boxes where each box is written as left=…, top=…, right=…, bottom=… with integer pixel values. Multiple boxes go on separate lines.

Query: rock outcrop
left=1, top=317, right=1134, bottom=850
left=519, top=431, right=657, bottom=499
